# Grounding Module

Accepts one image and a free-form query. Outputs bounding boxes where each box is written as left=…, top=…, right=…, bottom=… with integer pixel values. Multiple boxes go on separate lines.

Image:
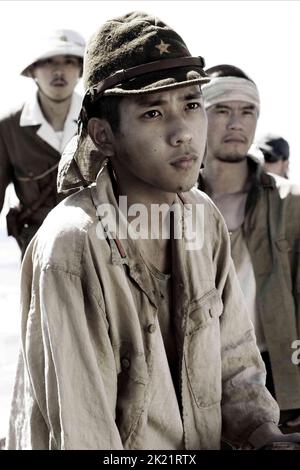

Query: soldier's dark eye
left=143, top=110, right=161, bottom=119
left=187, top=102, right=200, bottom=110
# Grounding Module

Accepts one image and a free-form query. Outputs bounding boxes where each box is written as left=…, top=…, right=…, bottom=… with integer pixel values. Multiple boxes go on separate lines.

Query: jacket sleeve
left=0, top=123, right=13, bottom=212
left=211, top=207, right=280, bottom=448
left=7, top=248, right=123, bottom=450
left=284, top=186, right=300, bottom=338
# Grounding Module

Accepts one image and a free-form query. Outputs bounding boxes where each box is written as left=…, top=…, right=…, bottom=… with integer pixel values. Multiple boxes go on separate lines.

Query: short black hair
left=87, top=95, right=122, bottom=133
left=205, top=64, right=255, bottom=84
left=258, top=135, right=290, bottom=162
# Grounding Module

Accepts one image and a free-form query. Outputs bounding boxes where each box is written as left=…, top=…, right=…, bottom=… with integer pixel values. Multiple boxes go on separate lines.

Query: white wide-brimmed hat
left=21, top=29, right=86, bottom=77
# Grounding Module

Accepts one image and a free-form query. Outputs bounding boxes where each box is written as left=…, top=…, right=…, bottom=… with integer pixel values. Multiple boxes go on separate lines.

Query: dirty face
left=109, top=85, right=207, bottom=195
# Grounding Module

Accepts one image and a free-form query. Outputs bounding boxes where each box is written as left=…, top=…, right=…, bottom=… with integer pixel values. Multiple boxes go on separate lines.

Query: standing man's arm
left=0, top=127, right=13, bottom=213
left=280, top=186, right=300, bottom=429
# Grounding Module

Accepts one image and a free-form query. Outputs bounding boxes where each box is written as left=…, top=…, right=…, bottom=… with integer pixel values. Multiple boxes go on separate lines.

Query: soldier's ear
left=88, top=118, right=115, bottom=158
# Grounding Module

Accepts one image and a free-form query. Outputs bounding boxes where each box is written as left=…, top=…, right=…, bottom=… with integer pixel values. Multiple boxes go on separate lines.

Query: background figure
left=258, top=134, right=290, bottom=179
left=0, top=29, right=85, bottom=257
left=199, top=64, right=300, bottom=432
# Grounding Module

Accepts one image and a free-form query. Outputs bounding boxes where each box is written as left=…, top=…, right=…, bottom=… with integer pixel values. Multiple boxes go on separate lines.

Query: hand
left=248, top=422, right=300, bottom=450
left=286, top=414, right=300, bottom=428
left=261, top=431, right=300, bottom=450
left=262, top=441, right=300, bottom=450
left=268, top=431, right=300, bottom=443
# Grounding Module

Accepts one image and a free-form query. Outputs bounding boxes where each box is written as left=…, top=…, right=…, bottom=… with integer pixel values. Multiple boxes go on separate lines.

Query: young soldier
left=6, top=13, right=300, bottom=450
left=0, top=29, right=85, bottom=256
left=200, top=64, right=300, bottom=433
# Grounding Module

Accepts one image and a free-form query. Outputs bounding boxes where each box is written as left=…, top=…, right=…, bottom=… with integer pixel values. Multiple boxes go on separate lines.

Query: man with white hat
left=0, top=29, right=85, bottom=256
left=199, top=64, right=300, bottom=433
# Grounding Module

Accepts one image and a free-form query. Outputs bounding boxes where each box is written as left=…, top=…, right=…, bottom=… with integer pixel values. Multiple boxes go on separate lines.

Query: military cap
left=58, top=11, right=209, bottom=193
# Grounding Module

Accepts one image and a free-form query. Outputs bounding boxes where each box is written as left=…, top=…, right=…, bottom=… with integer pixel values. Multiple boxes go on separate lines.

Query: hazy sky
left=1, top=0, right=300, bottom=181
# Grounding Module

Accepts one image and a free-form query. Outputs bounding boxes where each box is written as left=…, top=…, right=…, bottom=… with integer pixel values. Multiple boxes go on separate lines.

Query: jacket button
left=147, top=323, right=156, bottom=334
left=121, top=358, right=130, bottom=369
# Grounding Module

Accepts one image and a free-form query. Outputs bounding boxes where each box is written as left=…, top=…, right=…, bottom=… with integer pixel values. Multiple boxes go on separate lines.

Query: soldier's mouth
left=51, top=80, right=67, bottom=87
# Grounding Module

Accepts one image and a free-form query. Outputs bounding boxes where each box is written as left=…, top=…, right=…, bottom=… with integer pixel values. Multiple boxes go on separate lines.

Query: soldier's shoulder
left=183, top=186, right=227, bottom=235
left=269, top=173, right=300, bottom=199
left=0, top=104, right=23, bottom=126
left=186, top=186, right=224, bottom=217
left=185, top=185, right=214, bottom=205
left=31, top=187, right=98, bottom=273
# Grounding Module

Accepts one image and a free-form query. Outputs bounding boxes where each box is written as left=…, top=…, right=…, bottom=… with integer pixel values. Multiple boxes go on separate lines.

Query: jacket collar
left=91, top=162, right=193, bottom=309
left=20, top=91, right=82, bottom=152
left=91, top=162, right=158, bottom=308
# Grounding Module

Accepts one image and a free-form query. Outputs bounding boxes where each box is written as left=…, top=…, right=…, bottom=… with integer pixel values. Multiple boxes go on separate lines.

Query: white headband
left=202, top=77, right=260, bottom=113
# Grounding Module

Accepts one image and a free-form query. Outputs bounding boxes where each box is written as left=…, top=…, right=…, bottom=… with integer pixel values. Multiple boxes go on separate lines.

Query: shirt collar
left=19, top=91, right=82, bottom=127
left=92, top=163, right=192, bottom=308
left=19, top=91, right=82, bottom=152
left=19, top=90, right=44, bottom=127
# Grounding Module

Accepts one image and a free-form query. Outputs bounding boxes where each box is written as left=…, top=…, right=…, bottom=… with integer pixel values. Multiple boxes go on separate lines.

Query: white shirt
left=19, top=91, right=82, bottom=153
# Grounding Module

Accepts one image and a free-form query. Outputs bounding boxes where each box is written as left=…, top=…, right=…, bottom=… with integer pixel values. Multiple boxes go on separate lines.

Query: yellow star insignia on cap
left=155, top=40, right=171, bottom=55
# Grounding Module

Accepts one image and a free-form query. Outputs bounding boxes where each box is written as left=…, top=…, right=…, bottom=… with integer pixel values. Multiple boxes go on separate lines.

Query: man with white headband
left=199, top=64, right=300, bottom=433
left=0, top=29, right=85, bottom=257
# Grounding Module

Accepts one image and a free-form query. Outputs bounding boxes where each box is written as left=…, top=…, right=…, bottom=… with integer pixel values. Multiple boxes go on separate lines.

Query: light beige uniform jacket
left=7, top=165, right=279, bottom=450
